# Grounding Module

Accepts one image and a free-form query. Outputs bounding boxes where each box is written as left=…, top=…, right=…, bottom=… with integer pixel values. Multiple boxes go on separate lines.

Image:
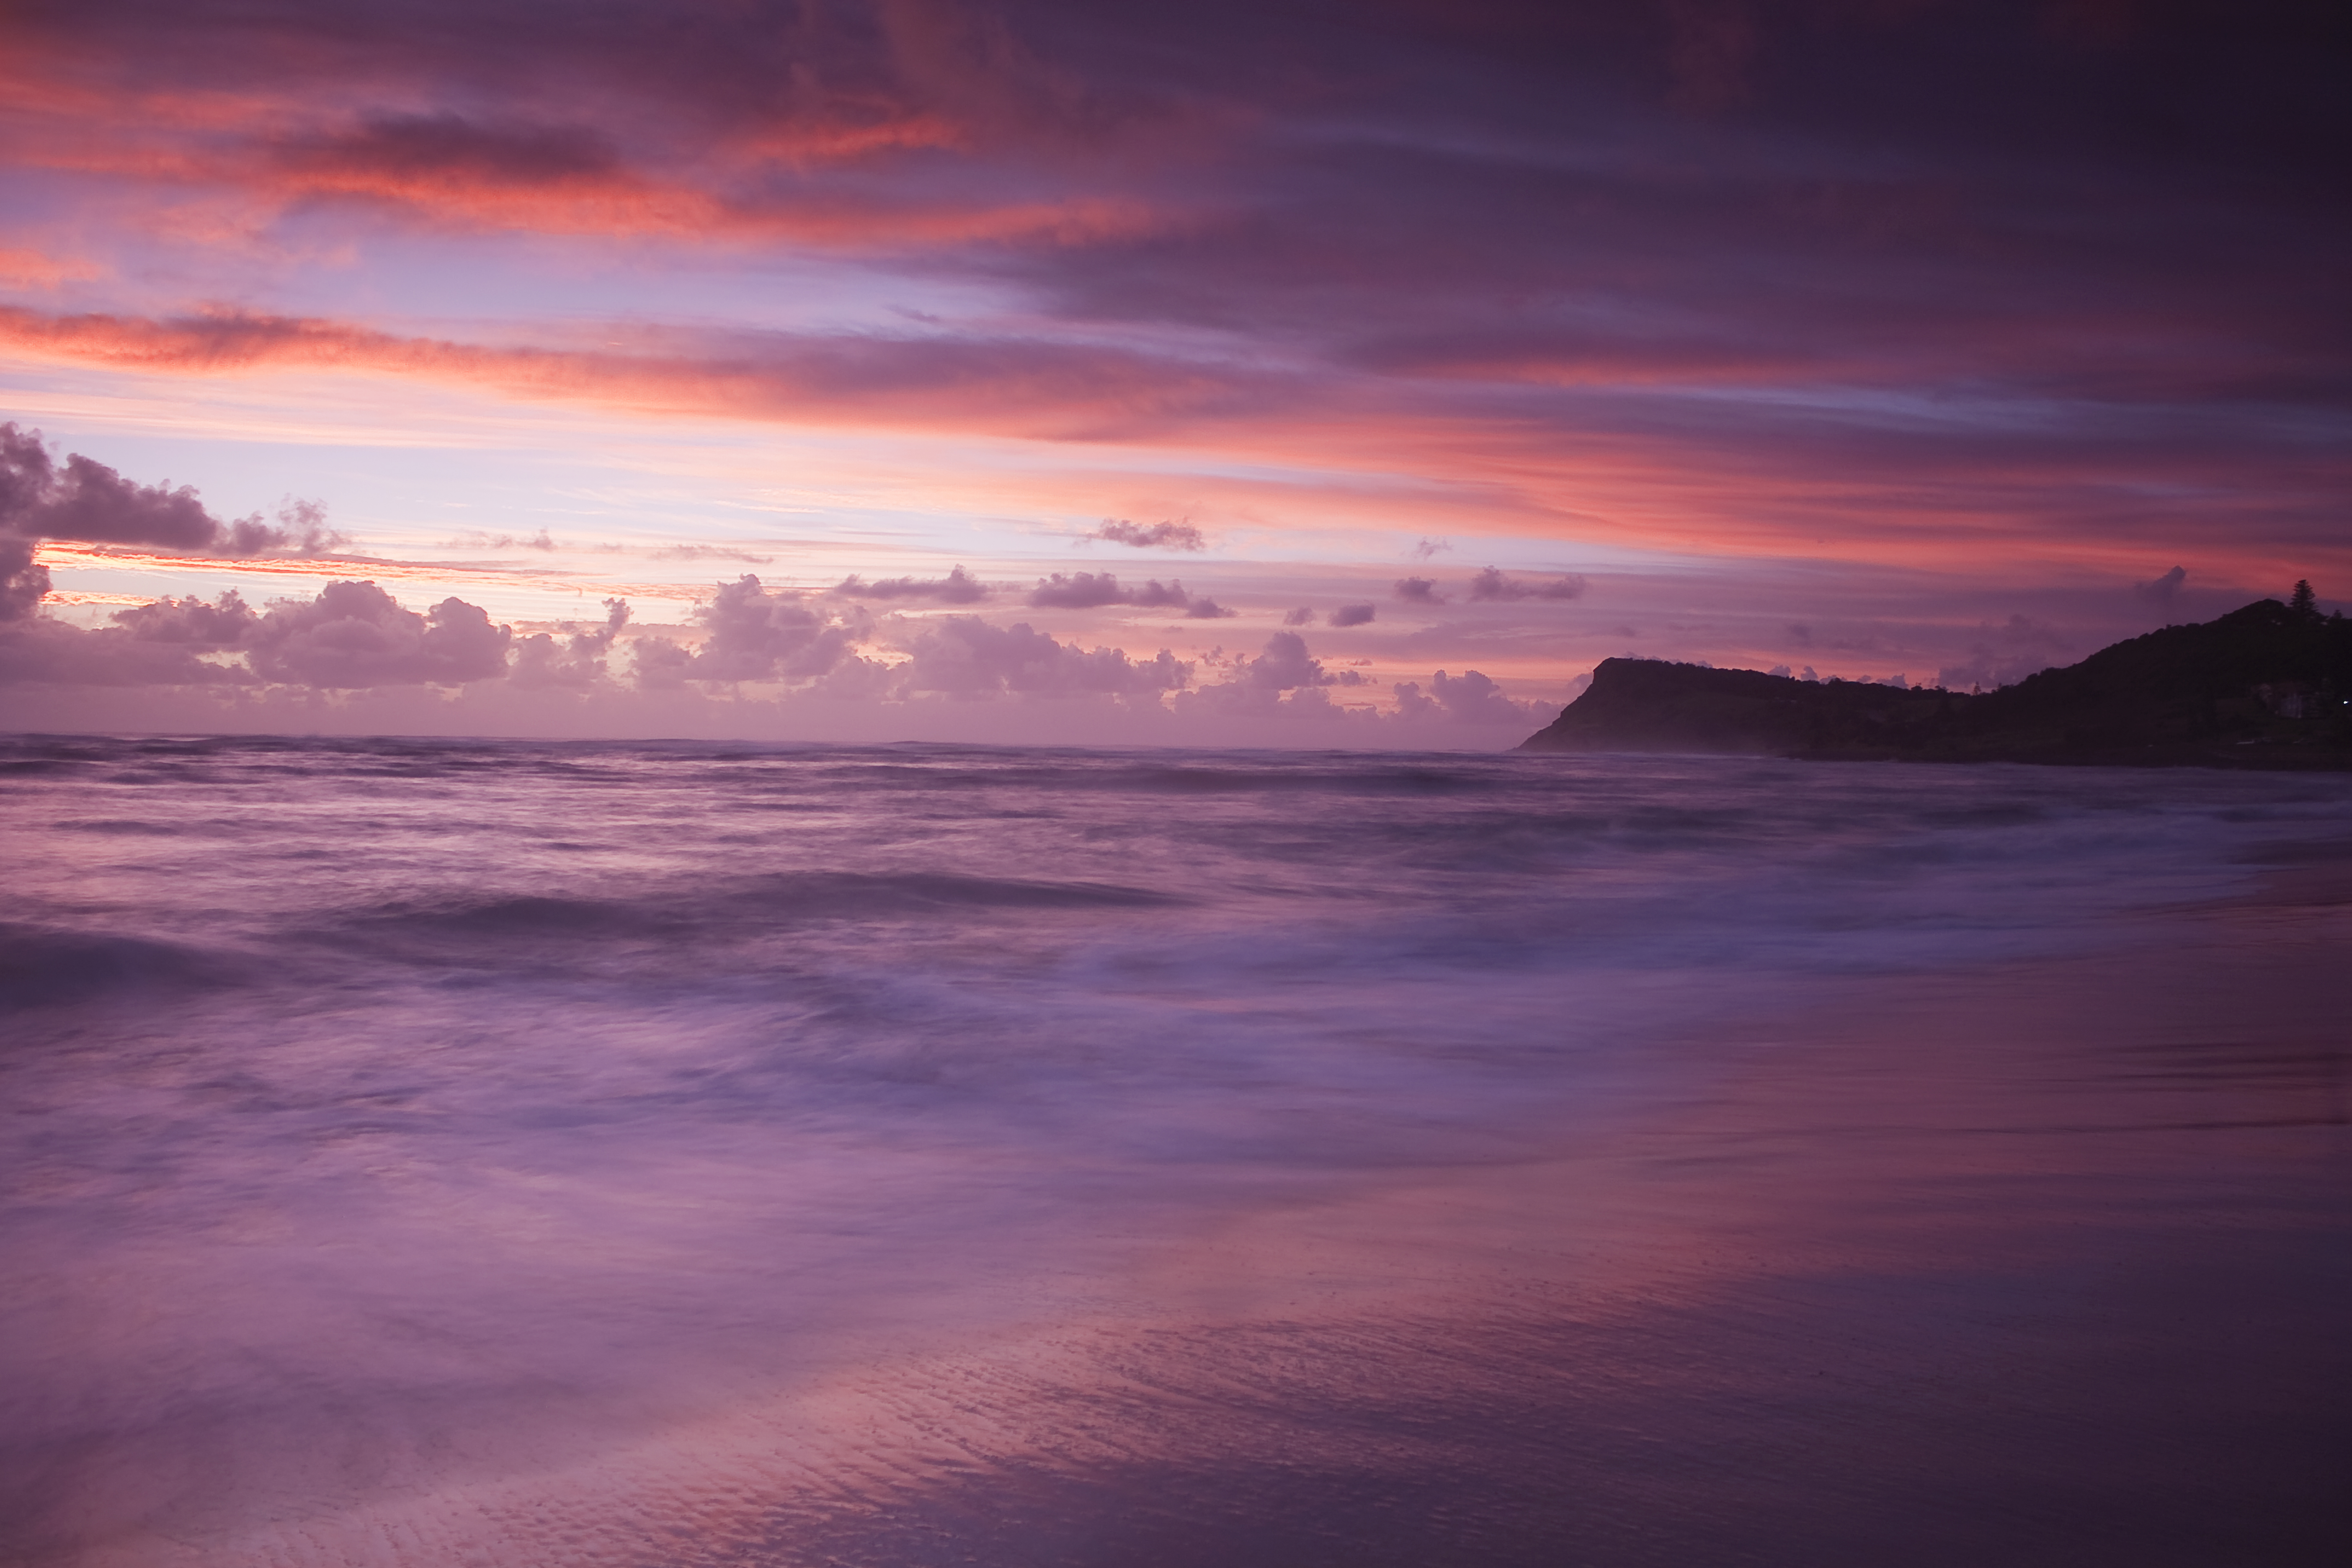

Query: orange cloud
left=0, top=304, right=1278, bottom=441
left=30, top=541, right=705, bottom=604
left=6, top=301, right=2343, bottom=591
left=0, top=15, right=1178, bottom=253
left=0, top=248, right=103, bottom=287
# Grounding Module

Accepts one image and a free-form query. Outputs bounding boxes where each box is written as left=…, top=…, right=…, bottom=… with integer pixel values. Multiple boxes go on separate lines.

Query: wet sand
left=758, top=869, right=2352, bottom=1568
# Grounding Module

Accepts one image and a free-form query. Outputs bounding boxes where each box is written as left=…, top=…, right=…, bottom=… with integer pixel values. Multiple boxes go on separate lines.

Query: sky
left=0, top=0, right=2342, bottom=745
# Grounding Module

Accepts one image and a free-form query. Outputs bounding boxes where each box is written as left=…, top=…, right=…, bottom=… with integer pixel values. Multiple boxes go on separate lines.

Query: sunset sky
left=0, top=0, right=2342, bottom=742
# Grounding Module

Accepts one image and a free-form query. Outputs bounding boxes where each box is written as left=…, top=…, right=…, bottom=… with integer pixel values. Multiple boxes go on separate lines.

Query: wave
left=0, top=921, right=240, bottom=1010
left=300, top=872, right=1187, bottom=969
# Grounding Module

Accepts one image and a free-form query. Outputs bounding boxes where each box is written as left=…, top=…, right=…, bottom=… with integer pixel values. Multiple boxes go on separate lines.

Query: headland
left=1520, top=597, right=2352, bottom=768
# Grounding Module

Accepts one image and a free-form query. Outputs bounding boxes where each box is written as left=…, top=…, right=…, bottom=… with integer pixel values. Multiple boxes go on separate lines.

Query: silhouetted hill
left=1519, top=599, right=2352, bottom=769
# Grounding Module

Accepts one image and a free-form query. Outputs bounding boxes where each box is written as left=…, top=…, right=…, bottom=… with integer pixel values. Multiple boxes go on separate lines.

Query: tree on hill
left=2289, top=580, right=2317, bottom=618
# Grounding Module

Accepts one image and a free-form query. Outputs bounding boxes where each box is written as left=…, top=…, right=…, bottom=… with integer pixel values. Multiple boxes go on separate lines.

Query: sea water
left=3, top=736, right=2347, bottom=1566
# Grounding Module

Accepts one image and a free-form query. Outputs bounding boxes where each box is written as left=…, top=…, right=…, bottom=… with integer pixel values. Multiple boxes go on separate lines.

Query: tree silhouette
left=2289, top=579, right=2318, bottom=618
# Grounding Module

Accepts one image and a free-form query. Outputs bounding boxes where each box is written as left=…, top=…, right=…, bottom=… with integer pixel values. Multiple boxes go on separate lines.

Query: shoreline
left=51, top=864, right=2348, bottom=1568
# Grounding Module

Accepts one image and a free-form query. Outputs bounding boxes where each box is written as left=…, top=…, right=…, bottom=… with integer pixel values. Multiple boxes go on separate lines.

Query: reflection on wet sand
left=61, top=879, right=2346, bottom=1568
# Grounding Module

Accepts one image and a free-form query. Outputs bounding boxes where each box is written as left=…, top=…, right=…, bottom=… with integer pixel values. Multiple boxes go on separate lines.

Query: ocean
left=3, top=736, right=2347, bottom=1566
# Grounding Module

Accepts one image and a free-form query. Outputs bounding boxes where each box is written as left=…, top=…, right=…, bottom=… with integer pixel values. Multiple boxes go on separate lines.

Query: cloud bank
left=0, top=575, right=1549, bottom=746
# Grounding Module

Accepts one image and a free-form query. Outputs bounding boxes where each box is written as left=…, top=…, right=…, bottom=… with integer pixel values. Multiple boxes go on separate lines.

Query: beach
left=2, top=739, right=2345, bottom=1566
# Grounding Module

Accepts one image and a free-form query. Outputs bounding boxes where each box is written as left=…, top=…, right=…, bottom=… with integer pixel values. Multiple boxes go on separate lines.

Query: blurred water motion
left=2, top=738, right=2346, bottom=1566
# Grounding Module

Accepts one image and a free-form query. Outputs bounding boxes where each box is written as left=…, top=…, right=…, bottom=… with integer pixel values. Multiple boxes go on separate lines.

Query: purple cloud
left=1030, top=572, right=1232, bottom=617
left=891, top=616, right=1190, bottom=699
left=833, top=566, right=990, bottom=603
left=275, top=113, right=621, bottom=189
left=245, top=581, right=511, bottom=688
left=1092, top=518, right=1205, bottom=551
left=109, top=592, right=259, bottom=647
left=510, top=599, right=630, bottom=690
left=0, top=537, right=44, bottom=624
left=1467, top=568, right=1586, bottom=603
left=1389, top=669, right=1539, bottom=726
left=679, top=576, right=859, bottom=684
left=1240, top=630, right=1330, bottom=691
left=0, top=423, right=340, bottom=585
left=1029, top=571, right=1130, bottom=610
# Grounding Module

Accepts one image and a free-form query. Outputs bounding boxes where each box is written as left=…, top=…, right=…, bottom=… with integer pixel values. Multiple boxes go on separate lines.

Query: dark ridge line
left=1520, top=598, right=2352, bottom=771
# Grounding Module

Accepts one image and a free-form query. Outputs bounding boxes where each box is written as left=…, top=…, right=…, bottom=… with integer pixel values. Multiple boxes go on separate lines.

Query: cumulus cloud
left=0, top=536, right=45, bottom=623
left=890, top=616, right=1190, bottom=698
left=30, top=453, right=217, bottom=552
left=3, top=582, right=524, bottom=689
left=1234, top=630, right=1362, bottom=691
left=0, top=423, right=341, bottom=601
left=1029, top=571, right=1232, bottom=617
left=5, top=575, right=1576, bottom=745
left=1390, top=670, right=1545, bottom=725
left=629, top=636, right=696, bottom=690
left=1393, top=576, right=1445, bottom=604
left=1282, top=606, right=1315, bottom=626
left=109, top=592, right=260, bottom=648
left=675, top=575, right=860, bottom=684
left=2, top=426, right=59, bottom=618
left=0, top=423, right=49, bottom=522
left=237, top=498, right=343, bottom=555
left=1092, top=518, right=1205, bottom=551
left=244, top=581, right=512, bottom=688
left=1129, top=579, right=1188, bottom=609
left=1467, top=567, right=1587, bottom=602
left=0, top=616, right=250, bottom=686
left=1029, top=571, right=1129, bottom=610
left=831, top=565, right=989, bottom=603
left=1330, top=603, right=1375, bottom=627
left=509, top=599, right=630, bottom=690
